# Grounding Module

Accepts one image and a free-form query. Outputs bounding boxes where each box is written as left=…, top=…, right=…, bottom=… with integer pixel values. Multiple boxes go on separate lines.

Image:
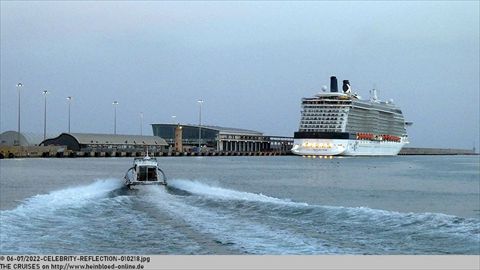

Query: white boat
left=292, top=76, right=412, bottom=156
left=124, top=156, right=167, bottom=188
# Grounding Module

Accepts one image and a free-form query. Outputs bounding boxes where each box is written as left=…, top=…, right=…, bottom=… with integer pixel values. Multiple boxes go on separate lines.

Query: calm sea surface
left=1, top=155, right=479, bottom=254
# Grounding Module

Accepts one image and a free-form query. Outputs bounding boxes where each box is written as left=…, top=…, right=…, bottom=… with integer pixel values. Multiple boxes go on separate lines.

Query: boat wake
left=163, top=179, right=480, bottom=254
left=167, top=179, right=308, bottom=207
left=1, top=178, right=478, bottom=254
left=142, top=183, right=341, bottom=254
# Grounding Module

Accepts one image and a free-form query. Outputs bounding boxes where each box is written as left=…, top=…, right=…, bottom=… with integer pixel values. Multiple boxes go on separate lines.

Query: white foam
left=143, top=186, right=341, bottom=254
left=321, top=205, right=480, bottom=238
left=3, top=179, right=123, bottom=214
left=168, top=179, right=308, bottom=207
left=167, top=180, right=479, bottom=236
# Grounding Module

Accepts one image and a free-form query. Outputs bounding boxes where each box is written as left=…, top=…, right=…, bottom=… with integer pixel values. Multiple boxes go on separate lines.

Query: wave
left=168, top=179, right=479, bottom=225
left=3, top=179, right=124, bottom=215
left=143, top=185, right=344, bottom=254
left=165, top=179, right=480, bottom=254
left=168, top=179, right=308, bottom=207
left=0, top=179, right=130, bottom=254
left=320, top=205, right=480, bottom=238
left=1, top=178, right=478, bottom=254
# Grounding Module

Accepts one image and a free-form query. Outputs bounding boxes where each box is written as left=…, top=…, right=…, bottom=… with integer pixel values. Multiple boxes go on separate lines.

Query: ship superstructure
left=291, top=76, right=410, bottom=156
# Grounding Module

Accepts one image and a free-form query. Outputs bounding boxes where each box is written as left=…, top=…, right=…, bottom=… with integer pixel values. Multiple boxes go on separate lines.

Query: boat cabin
left=133, top=157, right=159, bottom=182
left=124, top=156, right=167, bottom=187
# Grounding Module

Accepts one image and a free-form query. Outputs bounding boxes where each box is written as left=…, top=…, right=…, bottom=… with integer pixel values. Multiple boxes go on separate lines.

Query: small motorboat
left=124, top=155, right=167, bottom=188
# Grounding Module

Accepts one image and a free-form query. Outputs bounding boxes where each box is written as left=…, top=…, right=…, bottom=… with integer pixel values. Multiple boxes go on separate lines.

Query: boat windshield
left=137, top=166, right=158, bottom=181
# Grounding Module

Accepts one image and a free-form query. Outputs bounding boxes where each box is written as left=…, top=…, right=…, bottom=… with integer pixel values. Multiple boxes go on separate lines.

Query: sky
left=1, top=1, right=479, bottom=149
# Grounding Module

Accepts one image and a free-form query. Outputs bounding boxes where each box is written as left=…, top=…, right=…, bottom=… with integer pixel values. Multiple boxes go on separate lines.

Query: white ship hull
left=291, top=138, right=407, bottom=156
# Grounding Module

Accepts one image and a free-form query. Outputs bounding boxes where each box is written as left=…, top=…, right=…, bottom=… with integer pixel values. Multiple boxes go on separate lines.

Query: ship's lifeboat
left=357, top=132, right=376, bottom=140
left=380, top=134, right=401, bottom=142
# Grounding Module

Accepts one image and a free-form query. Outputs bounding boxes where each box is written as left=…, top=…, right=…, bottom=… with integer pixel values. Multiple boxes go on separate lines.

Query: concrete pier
left=0, top=145, right=477, bottom=159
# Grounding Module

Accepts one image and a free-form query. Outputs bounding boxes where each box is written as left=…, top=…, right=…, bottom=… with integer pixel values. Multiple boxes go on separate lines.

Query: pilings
left=162, top=151, right=290, bottom=157
left=0, top=146, right=292, bottom=159
left=4, top=146, right=475, bottom=159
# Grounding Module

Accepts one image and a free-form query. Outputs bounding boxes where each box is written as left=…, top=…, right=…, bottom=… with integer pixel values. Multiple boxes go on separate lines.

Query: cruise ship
left=291, top=76, right=411, bottom=156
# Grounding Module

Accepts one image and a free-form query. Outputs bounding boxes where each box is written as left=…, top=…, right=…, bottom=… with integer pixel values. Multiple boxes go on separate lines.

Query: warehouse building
left=41, top=133, right=168, bottom=152
left=0, top=131, right=54, bottom=146
left=151, top=124, right=272, bottom=152
left=0, top=131, right=63, bottom=158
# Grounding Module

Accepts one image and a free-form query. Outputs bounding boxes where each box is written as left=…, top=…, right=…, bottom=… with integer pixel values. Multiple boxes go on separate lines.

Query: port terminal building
left=151, top=124, right=292, bottom=153
left=1, top=129, right=292, bottom=158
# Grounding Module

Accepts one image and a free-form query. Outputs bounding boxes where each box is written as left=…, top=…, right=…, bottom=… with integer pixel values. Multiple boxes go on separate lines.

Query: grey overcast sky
left=1, top=1, right=479, bottom=149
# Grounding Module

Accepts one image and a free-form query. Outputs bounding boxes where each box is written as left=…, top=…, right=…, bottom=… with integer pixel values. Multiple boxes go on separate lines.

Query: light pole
left=140, top=112, right=143, bottom=136
left=42, top=90, right=49, bottom=140
left=113, top=101, right=119, bottom=135
left=66, top=96, right=72, bottom=133
left=197, top=99, right=204, bottom=152
left=16, top=83, right=23, bottom=146
left=171, top=115, right=176, bottom=124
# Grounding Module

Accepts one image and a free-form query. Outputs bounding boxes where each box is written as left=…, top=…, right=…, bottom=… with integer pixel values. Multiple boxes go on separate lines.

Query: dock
left=1, top=145, right=477, bottom=159
left=0, top=146, right=292, bottom=159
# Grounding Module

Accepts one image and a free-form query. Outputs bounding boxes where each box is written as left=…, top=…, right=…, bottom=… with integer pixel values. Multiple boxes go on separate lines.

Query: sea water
left=0, top=156, right=479, bottom=254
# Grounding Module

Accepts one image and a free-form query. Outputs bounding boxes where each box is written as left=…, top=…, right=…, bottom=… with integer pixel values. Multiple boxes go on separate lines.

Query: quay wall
left=1, top=146, right=477, bottom=159
left=0, top=146, right=291, bottom=159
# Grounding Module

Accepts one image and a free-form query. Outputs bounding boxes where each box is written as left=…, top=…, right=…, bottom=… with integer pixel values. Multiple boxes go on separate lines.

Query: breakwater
left=399, top=147, right=477, bottom=155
